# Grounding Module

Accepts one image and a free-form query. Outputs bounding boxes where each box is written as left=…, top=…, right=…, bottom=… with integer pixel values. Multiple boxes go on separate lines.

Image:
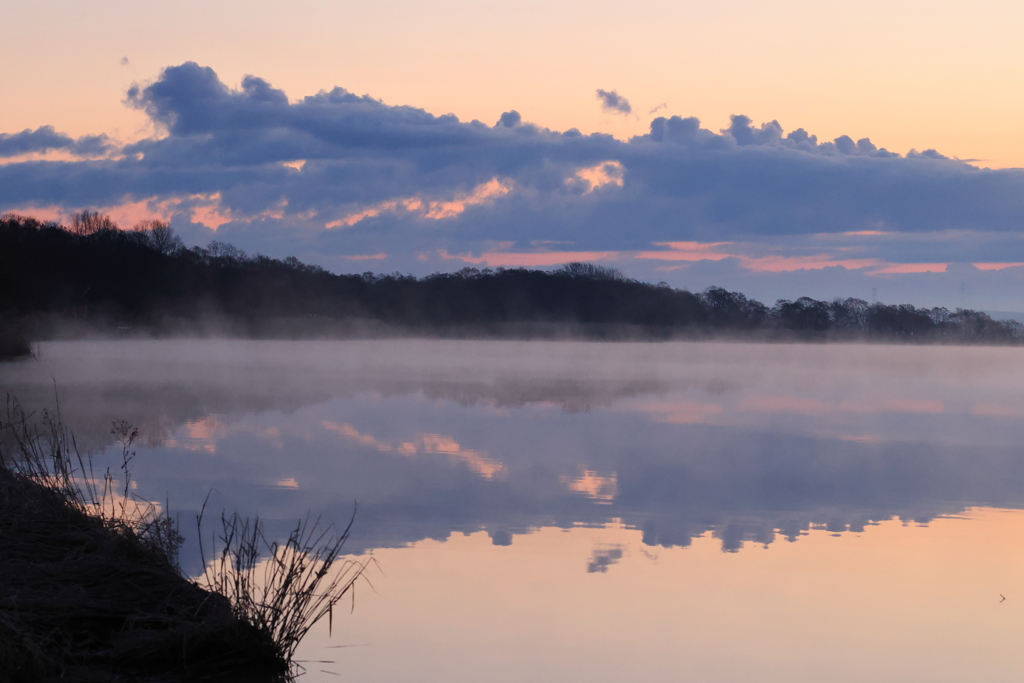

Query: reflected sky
left=300, top=511, right=1024, bottom=683
left=4, top=340, right=1024, bottom=681
left=5, top=339, right=1024, bottom=555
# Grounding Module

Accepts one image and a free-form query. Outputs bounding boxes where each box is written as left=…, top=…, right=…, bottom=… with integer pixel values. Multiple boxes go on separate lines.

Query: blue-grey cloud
left=496, top=110, right=521, bottom=128
left=4, top=61, right=1024, bottom=299
left=587, top=546, right=624, bottom=573
left=0, top=126, right=73, bottom=156
left=596, top=88, right=632, bottom=115
left=0, top=125, right=111, bottom=158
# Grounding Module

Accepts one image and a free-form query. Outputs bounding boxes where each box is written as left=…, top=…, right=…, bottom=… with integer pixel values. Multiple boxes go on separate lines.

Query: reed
left=197, top=507, right=375, bottom=665
left=0, top=396, right=370, bottom=681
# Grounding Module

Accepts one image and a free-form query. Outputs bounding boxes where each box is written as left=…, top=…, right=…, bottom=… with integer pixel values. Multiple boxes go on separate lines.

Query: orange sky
left=5, top=0, right=1024, bottom=167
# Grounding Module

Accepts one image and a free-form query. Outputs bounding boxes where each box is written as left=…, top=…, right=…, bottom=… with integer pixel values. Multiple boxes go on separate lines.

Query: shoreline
left=0, top=465, right=288, bottom=682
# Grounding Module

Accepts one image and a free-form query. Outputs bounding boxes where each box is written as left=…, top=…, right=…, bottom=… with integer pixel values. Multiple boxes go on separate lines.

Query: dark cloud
left=0, top=126, right=111, bottom=158
left=496, top=110, right=521, bottom=128
left=0, top=126, right=72, bottom=156
left=3, top=61, right=1024, bottom=278
left=596, top=88, right=632, bottom=115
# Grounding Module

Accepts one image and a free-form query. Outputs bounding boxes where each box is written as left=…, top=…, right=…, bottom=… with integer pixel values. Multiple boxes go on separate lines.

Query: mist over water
left=4, top=339, right=1024, bottom=682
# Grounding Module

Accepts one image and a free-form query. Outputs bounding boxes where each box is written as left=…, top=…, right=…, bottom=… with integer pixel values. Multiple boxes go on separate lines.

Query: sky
left=5, top=0, right=1024, bottom=310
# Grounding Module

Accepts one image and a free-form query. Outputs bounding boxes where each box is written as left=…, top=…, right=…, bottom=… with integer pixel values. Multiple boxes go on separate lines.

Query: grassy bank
left=0, top=402, right=366, bottom=682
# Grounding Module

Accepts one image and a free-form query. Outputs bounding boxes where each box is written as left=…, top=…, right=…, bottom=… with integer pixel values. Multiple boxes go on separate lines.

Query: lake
left=4, top=339, right=1024, bottom=682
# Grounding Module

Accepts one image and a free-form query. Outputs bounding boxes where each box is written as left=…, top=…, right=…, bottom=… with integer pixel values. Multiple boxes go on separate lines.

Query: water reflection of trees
left=7, top=343, right=1024, bottom=566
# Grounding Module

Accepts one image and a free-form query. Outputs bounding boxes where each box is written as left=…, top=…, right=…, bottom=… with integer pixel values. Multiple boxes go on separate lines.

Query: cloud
left=0, top=126, right=72, bottom=157
left=5, top=61, right=1024, bottom=308
left=595, top=88, right=632, bottom=115
left=436, top=249, right=620, bottom=267
left=0, top=125, right=111, bottom=158
left=586, top=545, right=624, bottom=573
left=496, top=110, right=521, bottom=128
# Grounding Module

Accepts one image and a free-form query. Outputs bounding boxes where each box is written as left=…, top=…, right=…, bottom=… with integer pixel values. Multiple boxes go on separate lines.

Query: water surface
left=4, top=340, right=1024, bottom=682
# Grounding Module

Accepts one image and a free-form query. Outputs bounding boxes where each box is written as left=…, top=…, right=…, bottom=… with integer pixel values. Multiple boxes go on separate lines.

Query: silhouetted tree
left=556, top=262, right=624, bottom=281
left=829, top=298, right=870, bottom=332
left=69, top=210, right=117, bottom=236
left=774, top=297, right=832, bottom=332
left=701, top=287, right=767, bottom=329
left=133, top=219, right=184, bottom=255
left=1, top=213, right=1021, bottom=344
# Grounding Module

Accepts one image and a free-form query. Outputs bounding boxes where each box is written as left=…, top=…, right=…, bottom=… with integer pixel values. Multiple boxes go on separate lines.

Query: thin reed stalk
left=1, top=395, right=184, bottom=564
left=0, top=394, right=372, bottom=681
left=197, top=506, right=376, bottom=665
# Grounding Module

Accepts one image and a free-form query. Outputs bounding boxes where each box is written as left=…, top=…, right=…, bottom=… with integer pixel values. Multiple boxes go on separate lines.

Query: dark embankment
left=0, top=402, right=366, bottom=682
left=0, top=466, right=287, bottom=682
left=0, top=311, right=31, bottom=361
left=3, top=211, right=1022, bottom=343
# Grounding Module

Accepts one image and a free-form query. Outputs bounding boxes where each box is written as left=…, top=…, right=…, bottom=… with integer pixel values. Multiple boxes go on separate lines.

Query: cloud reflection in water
left=4, top=339, right=1024, bottom=569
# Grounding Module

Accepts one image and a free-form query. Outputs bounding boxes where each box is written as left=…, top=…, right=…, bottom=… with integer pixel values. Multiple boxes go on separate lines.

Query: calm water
left=4, top=339, right=1024, bottom=682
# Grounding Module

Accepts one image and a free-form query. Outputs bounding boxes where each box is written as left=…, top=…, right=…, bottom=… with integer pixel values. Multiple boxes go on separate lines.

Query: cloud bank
left=0, top=126, right=111, bottom=158
left=4, top=61, right=1024, bottom=308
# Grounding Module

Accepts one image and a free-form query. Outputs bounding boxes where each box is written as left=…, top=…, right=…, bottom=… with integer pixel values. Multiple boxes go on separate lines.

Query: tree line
left=1, top=212, right=1021, bottom=346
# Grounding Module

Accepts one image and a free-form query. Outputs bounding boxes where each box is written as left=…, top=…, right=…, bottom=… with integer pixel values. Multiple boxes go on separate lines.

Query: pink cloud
left=419, top=433, right=505, bottom=478
left=438, top=249, right=620, bottom=267
left=3, top=199, right=174, bottom=229
left=738, top=255, right=881, bottom=272
left=635, top=243, right=883, bottom=272
left=635, top=241, right=733, bottom=261
left=0, top=148, right=108, bottom=166
left=1, top=205, right=67, bottom=223
left=971, top=403, right=1024, bottom=417
left=322, top=421, right=393, bottom=452
left=103, top=201, right=167, bottom=228
left=327, top=178, right=512, bottom=229
left=570, top=161, right=624, bottom=192
left=867, top=263, right=948, bottom=274
left=39, top=193, right=236, bottom=231
left=563, top=470, right=618, bottom=503
left=973, top=262, right=1024, bottom=271
left=322, top=421, right=504, bottom=478
left=341, top=253, right=387, bottom=261
left=190, top=202, right=232, bottom=230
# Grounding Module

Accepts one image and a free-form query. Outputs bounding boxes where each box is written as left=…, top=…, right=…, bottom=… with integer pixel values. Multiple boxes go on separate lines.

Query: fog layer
left=4, top=339, right=1024, bottom=571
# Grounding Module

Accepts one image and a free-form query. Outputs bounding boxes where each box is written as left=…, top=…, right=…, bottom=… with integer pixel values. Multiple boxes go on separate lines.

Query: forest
left=1, top=212, right=1021, bottom=349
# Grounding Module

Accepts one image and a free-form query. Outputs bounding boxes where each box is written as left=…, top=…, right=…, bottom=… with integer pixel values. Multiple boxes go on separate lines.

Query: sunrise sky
left=5, top=0, right=1024, bottom=310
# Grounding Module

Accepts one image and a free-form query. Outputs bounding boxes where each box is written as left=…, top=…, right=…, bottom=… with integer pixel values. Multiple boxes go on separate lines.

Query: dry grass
left=197, top=508, right=375, bottom=666
left=0, top=395, right=371, bottom=682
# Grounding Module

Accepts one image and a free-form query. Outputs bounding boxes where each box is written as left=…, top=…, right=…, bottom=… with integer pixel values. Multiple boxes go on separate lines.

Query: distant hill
left=1, top=212, right=1022, bottom=346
